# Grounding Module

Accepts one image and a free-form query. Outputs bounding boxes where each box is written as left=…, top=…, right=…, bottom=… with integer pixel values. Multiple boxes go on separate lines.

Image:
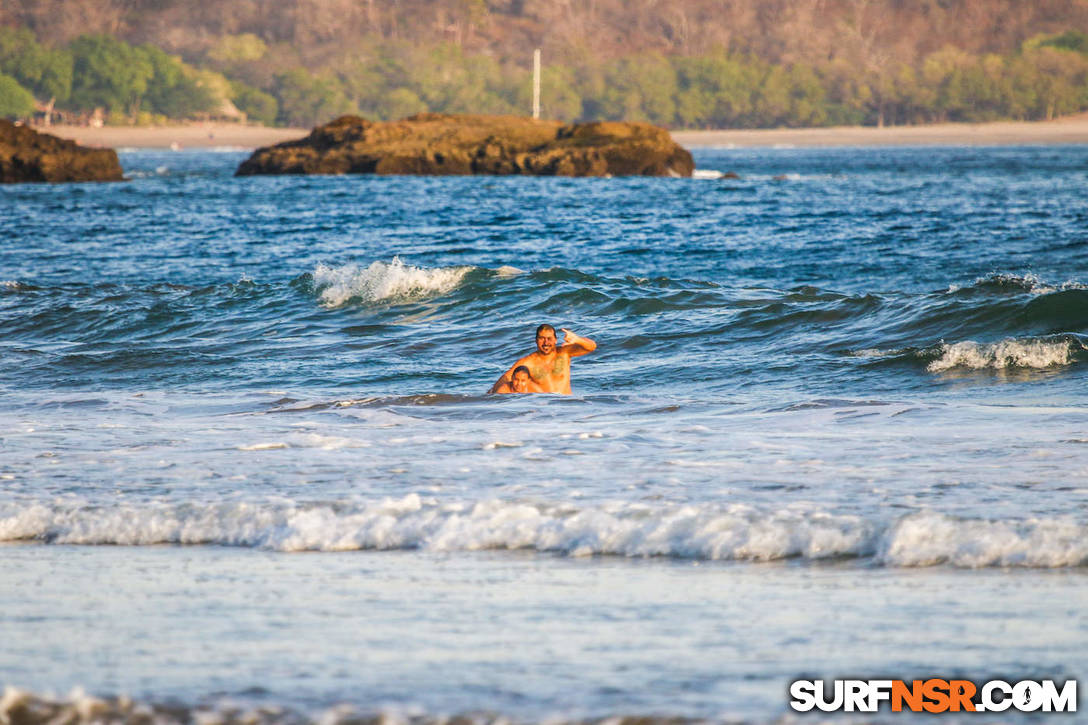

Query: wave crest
left=312, top=258, right=470, bottom=308
left=0, top=497, right=875, bottom=559
left=3, top=497, right=1086, bottom=568
left=958, top=272, right=1088, bottom=296
left=926, top=337, right=1082, bottom=372
left=881, top=512, right=1088, bottom=567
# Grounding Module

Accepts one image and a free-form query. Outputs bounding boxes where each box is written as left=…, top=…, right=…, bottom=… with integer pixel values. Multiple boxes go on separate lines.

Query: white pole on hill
left=532, top=48, right=541, bottom=119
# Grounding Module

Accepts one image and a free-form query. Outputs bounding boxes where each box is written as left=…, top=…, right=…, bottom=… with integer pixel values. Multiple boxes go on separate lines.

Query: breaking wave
left=2, top=496, right=1085, bottom=568
left=3, top=264, right=1086, bottom=391
left=852, top=334, right=1087, bottom=372
left=312, top=258, right=471, bottom=307
left=952, top=272, right=1088, bottom=296
left=926, top=337, right=1082, bottom=372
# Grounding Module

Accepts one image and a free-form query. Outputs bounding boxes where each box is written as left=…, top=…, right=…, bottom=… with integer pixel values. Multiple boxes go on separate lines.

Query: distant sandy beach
left=44, top=123, right=309, bottom=150
left=40, top=115, right=1088, bottom=150
left=672, top=114, right=1088, bottom=147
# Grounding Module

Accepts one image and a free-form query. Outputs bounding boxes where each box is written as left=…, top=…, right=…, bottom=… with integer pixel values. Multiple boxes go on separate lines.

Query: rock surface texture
left=0, top=120, right=123, bottom=183
left=236, top=113, right=694, bottom=177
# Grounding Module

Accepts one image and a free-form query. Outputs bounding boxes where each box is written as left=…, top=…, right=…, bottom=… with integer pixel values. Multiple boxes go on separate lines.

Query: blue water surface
left=1, top=145, right=1086, bottom=723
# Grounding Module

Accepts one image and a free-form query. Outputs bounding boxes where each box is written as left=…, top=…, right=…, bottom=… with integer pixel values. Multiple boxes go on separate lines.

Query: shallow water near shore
left=5, top=545, right=1085, bottom=721
left=2, top=146, right=1087, bottom=723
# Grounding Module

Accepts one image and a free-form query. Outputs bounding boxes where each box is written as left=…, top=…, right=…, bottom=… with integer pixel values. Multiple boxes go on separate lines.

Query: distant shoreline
left=40, top=115, right=1088, bottom=150
left=672, top=115, right=1088, bottom=147
left=43, top=123, right=310, bottom=150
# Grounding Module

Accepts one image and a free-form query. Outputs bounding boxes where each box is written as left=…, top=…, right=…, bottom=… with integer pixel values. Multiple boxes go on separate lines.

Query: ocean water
left=1, top=146, right=1087, bottom=724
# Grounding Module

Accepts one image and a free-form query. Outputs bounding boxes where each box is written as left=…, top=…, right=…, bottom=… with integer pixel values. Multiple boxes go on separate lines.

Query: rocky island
left=0, top=120, right=123, bottom=183
left=236, top=113, right=694, bottom=177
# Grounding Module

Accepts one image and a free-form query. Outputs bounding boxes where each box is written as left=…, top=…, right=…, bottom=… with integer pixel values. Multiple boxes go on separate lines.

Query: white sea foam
left=239, top=434, right=370, bottom=451
left=927, top=338, right=1078, bottom=372
left=289, top=433, right=372, bottom=450
left=3, top=497, right=1084, bottom=567
left=851, top=347, right=904, bottom=359
left=975, top=272, right=1087, bottom=295
left=238, top=442, right=288, bottom=451
left=879, top=512, right=1088, bottom=567
left=0, top=496, right=874, bottom=559
left=312, top=258, right=470, bottom=308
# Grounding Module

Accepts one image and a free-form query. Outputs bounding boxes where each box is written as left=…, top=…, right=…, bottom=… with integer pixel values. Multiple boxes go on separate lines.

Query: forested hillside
left=2, top=0, right=1088, bottom=128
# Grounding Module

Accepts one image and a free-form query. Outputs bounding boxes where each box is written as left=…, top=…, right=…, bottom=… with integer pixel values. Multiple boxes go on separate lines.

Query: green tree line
left=2, top=25, right=1088, bottom=129
left=0, top=28, right=276, bottom=124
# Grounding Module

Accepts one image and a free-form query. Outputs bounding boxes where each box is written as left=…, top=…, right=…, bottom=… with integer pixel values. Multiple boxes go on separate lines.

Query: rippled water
left=1, top=146, right=1087, bottom=723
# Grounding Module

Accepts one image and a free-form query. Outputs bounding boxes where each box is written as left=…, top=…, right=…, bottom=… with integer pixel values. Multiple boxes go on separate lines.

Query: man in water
left=493, top=365, right=541, bottom=394
left=489, top=324, right=597, bottom=395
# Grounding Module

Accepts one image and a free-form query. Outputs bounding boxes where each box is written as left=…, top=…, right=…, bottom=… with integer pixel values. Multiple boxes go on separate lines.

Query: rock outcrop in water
left=0, top=120, right=123, bottom=183
left=235, top=113, right=694, bottom=177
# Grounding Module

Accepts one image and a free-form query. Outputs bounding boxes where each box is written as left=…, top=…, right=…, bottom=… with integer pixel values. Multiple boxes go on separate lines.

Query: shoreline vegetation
left=41, top=114, right=1088, bottom=150
left=4, top=19, right=1088, bottom=137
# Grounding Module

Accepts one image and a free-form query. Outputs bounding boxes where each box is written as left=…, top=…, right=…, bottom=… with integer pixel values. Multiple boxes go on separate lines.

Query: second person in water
left=490, top=324, right=596, bottom=395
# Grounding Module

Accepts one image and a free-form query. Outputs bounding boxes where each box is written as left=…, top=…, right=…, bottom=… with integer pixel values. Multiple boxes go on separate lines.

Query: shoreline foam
left=4, top=497, right=1086, bottom=568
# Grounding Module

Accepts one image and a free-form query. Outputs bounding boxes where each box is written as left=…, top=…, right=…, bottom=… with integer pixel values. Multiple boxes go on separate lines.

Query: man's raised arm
left=560, top=328, right=597, bottom=357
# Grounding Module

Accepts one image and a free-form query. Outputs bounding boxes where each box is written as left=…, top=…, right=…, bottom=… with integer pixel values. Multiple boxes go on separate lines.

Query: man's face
left=536, top=329, right=557, bottom=354
left=511, top=371, right=531, bottom=393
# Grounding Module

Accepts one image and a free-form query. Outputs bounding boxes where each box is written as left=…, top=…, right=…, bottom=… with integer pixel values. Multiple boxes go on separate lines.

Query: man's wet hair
left=513, top=365, right=531, bottom=378
left=536, top=324, right=556, bottom=337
